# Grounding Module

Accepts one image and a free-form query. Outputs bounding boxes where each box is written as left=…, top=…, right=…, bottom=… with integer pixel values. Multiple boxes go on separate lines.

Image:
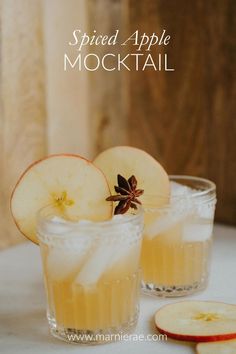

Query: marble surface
left=0, top=224, right=236, bottom=354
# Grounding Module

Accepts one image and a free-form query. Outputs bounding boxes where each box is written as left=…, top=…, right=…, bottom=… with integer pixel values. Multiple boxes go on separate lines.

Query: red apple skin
left=155, top=301, right=236, bottom=343
left=10, top=153, right=112, bottom=245
left=156, top=325, right=236, bottom=343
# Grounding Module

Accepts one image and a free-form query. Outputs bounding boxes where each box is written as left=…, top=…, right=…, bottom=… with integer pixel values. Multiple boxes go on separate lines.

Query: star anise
left=106, top=174, right=144, bottom=215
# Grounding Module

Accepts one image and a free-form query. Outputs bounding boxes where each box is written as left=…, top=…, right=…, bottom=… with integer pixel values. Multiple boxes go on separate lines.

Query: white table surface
left=1, top=224, right=236, bottom=354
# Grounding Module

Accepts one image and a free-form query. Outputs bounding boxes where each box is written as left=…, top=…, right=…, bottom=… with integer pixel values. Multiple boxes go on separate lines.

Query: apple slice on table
left=154, top=301, right=236, bottom=342
left=93, top=146, right=170, bottom=207
left=197, top=339, right=236, bottom=353
left=11, top=154, right=112, bottom=244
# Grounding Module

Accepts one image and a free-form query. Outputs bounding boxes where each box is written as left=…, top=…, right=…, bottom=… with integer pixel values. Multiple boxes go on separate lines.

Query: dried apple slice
left=11, top=154, right=112, bottom=244
left=197, top=339, right=236, bottom=353
left=155, top=301, right=236, bottom=342
left=94, top=146, right=170, bottom=207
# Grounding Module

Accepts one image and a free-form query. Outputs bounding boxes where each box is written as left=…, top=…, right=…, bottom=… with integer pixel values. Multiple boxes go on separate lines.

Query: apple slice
left=11, top=154, right=112, bottom=244
left=197, top=339, right=236, bottom=354
left=155, top=301, right=236, bottom=342
left=94, top=146, right=170, bottom=207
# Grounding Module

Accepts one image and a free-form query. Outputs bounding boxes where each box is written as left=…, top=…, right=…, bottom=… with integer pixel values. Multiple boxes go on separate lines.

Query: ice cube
left=110, top=241, right=132, bottom=265
left=171, top=181, right=216, bottom=220
left=40, top=216, right=73, bottom=235
left=197, top=202, right=215, bottom=219
left=75, top=241, right=116, bottom=287
left=47, top=237, right=91, bottom=280
left=145, top=215, right=176, bottom=239
left=144, top=182, right=200, bottom=240
left=183, top=222, right=213, bottom=242
left=145, top=200, right=192, bottom=240
left=171, top=181, right=193, bottom=199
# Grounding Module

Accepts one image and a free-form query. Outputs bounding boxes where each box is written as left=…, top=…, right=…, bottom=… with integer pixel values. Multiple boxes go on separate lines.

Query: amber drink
left=37, top=208, right=143, bottom=343
left=141, top=176, right=216, bottom=297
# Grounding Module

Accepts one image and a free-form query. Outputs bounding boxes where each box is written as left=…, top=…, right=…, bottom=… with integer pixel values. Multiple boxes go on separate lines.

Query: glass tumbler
left=37, top=208, right=143, bottom=344
left=141, top=176, right=216, bottom=297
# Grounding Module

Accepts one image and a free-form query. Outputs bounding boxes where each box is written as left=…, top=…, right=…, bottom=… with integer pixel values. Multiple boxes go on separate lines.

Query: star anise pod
left=106, top=174, right=144, bottom=215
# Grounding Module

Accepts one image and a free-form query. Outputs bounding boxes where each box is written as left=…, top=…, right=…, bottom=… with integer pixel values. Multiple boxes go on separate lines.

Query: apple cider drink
left=141, top=176, right=216, bottom=296
left=37, top=208, right=143, bottom=343
left=10, top=154, right=144, bottom=344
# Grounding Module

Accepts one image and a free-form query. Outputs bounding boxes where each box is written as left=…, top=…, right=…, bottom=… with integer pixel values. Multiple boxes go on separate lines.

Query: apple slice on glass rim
left=154, top=301, right=236, bottom=342
left=10, top=154, right=112, bottom=244
left=93, top=145, right=170, bottom=208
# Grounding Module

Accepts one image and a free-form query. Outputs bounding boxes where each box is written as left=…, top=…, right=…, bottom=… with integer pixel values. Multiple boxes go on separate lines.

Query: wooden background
left=128, top=0, right=236, bottom=225
left=0, top=0, right=235, bottom=249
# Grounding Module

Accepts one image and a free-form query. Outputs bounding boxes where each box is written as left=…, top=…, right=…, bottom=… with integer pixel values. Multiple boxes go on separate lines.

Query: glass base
left=47, top=310, right=139, bottom=344
left=141, top=277, right=208, bottom=297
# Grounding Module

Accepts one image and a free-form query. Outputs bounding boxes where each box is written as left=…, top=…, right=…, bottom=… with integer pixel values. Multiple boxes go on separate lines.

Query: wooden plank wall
left=88, top=0, right=129, bottom=156
left=0, top=0, right=47, bottom=248
left=43, top=0, right=91, bottom=157
left=128, top=0, right=236, bottom=224
left=43, top=0, right=128, bottom=157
